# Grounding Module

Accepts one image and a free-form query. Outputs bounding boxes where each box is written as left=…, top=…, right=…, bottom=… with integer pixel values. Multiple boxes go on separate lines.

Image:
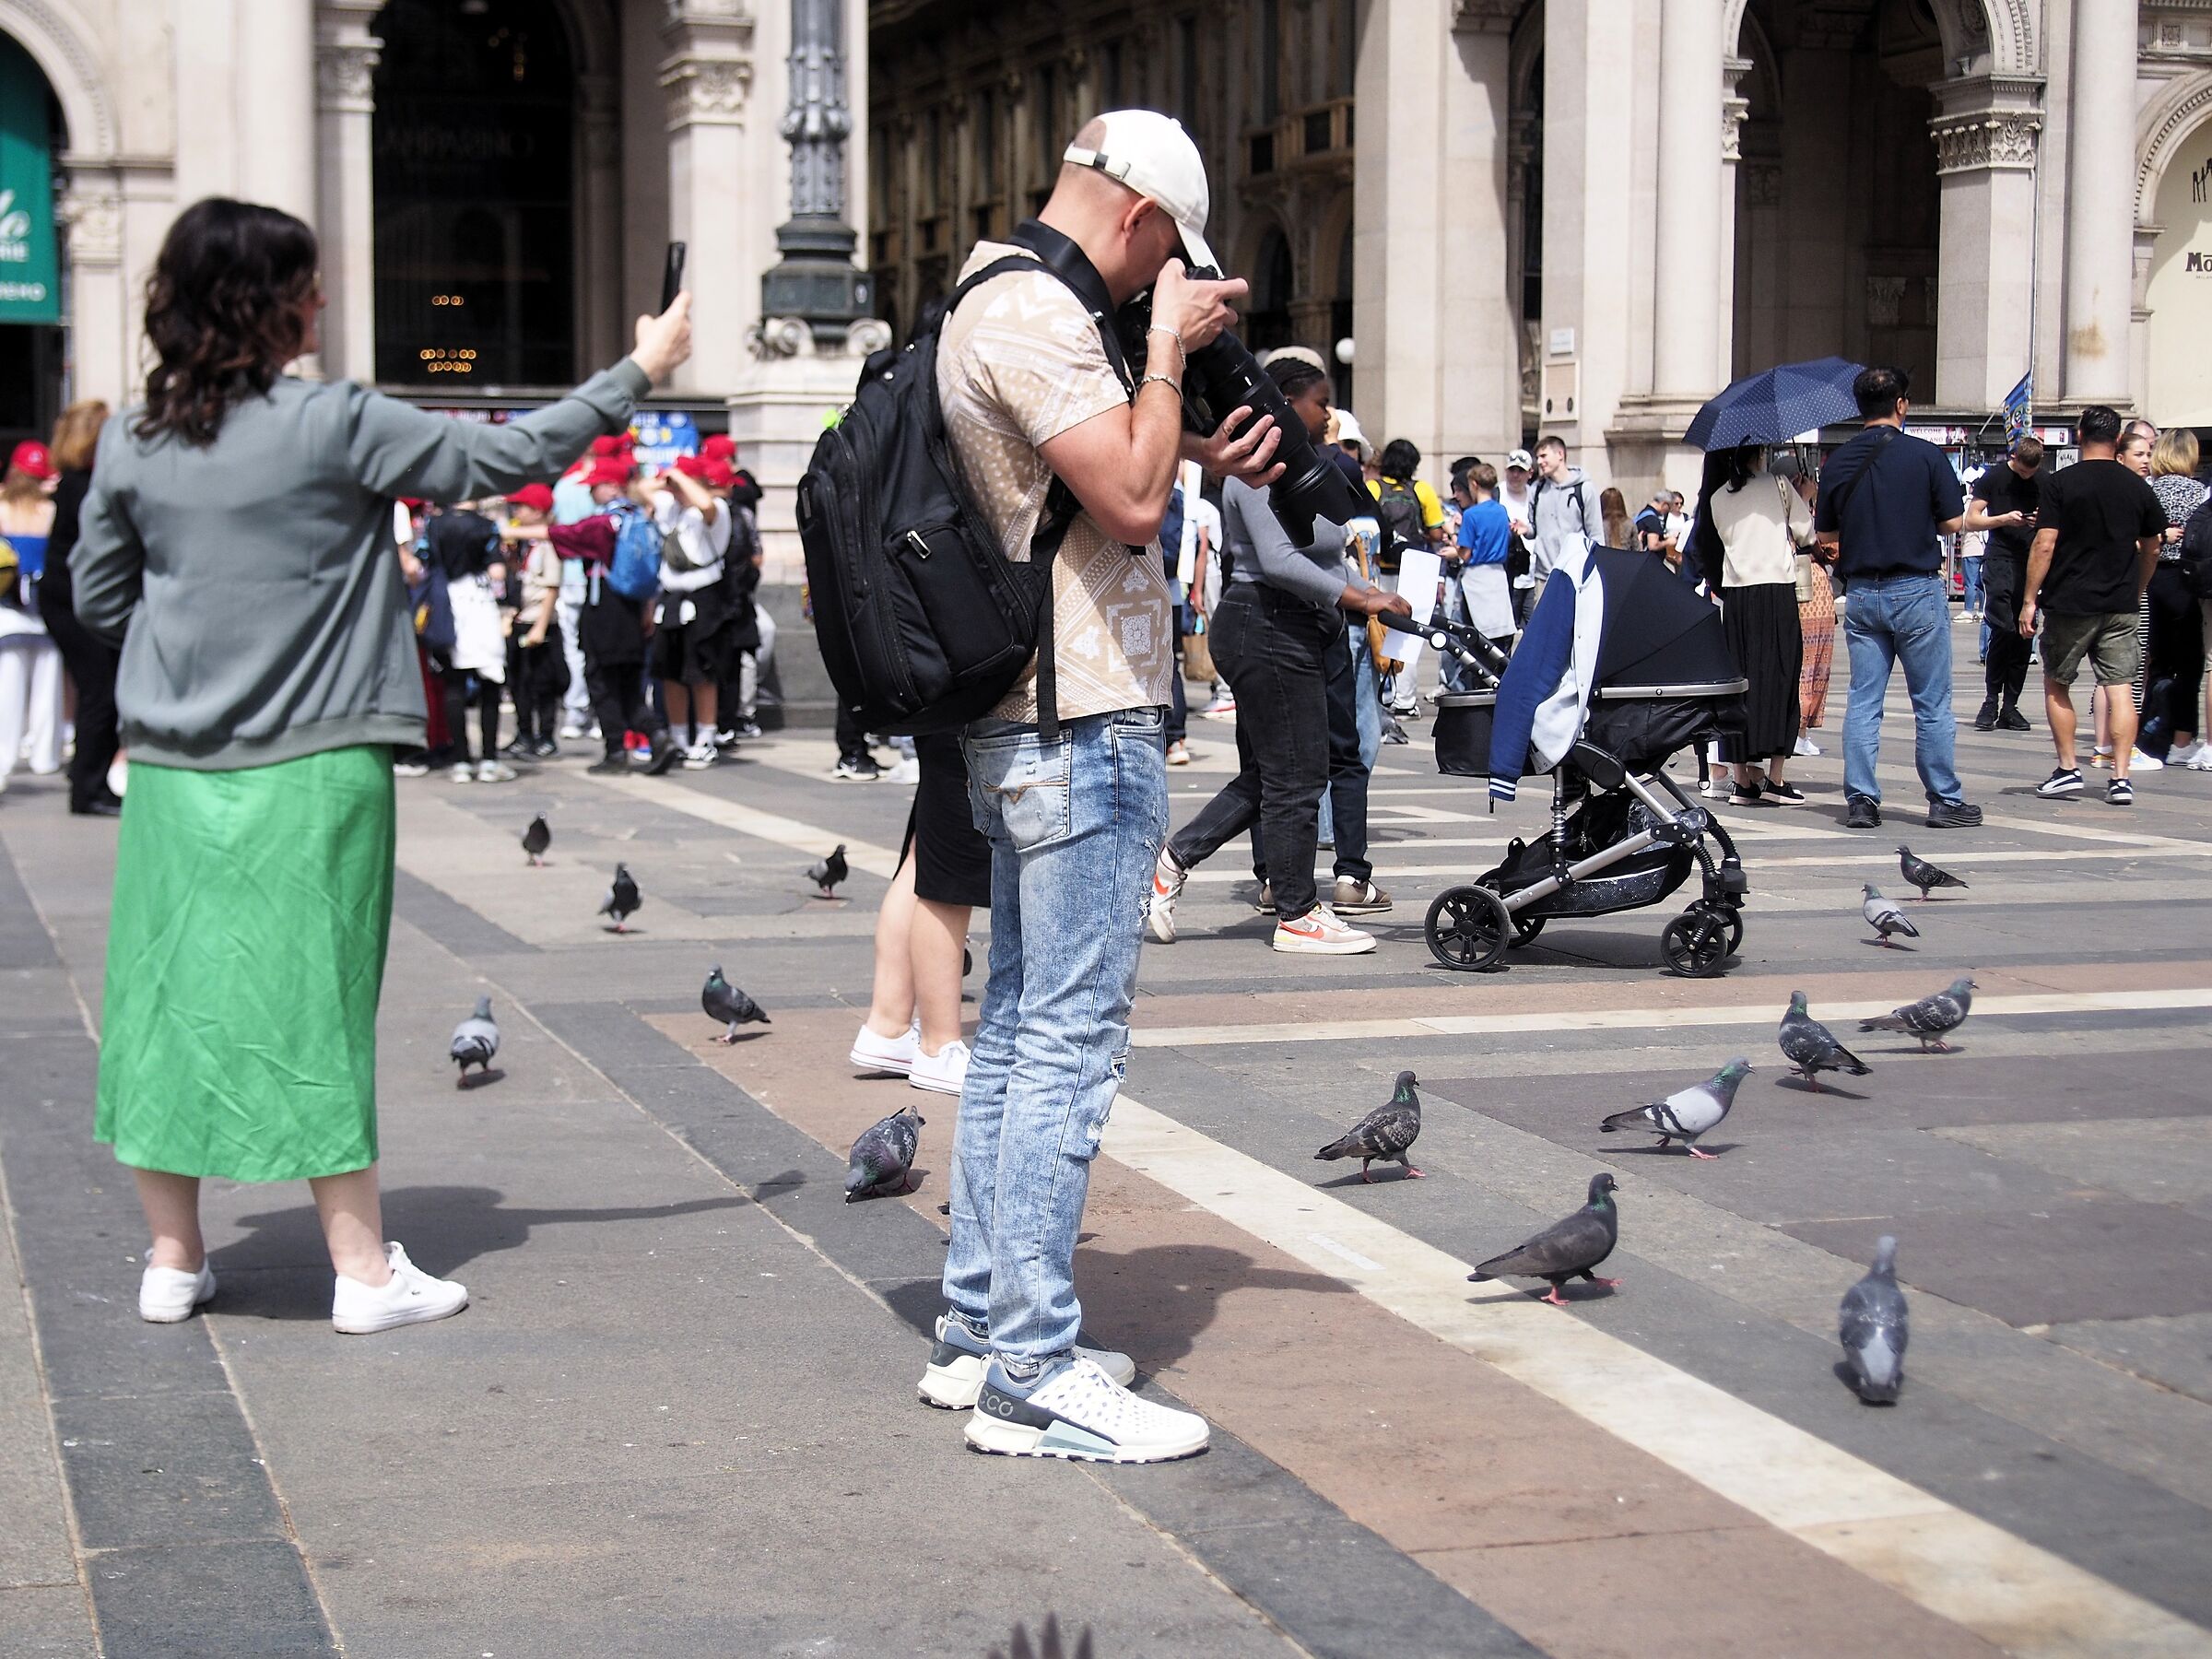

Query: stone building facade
left=10, top=2, right=2212, bottom=547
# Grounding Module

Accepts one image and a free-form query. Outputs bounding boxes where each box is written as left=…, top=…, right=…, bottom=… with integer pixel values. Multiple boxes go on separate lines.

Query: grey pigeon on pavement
left=1779, top=991, right=1871, bottom=1092
left=1315, top=1070, right=1424, bottom=1182
left=1467, top=1173, right=1621, bottom=1305
left=1897, top=844, right=1965, bottom=901
left=1600, top=1059, right=1749, bottom=1159
left=600, top=863, right=641, bottom=933
left=807, top=843, right=849, bottom=900
left=1839, top=1235, right=1909, bottom=1404
left=844, top=1103, right=924, bottom=1201
left=1862, top=884, right=1919, bottom=948
left=1859, top=976, right=1976, bottom=1053
left=701, top=965, right=770, bottom=1042
left=522, top=814, right=550, bottom=866
left=449, top=994, right=499, bottom=1084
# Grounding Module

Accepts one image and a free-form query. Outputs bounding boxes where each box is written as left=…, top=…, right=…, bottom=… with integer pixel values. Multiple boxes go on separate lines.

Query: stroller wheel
left=1508, top=913, right=1547, bottom=948
left=1426, top=885, right=1513, bottom=972
left=1661, top=909, right=1733, bottom=978
left=1690, top=903, right=1744, bottom=957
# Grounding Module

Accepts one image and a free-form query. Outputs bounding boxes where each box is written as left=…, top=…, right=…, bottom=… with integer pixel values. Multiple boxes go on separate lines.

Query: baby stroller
left=1394, top=547, right=1751, bottom=977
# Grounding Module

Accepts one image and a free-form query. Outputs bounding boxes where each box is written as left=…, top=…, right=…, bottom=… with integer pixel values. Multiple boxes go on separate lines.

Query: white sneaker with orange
left=1145, top=847, right=1186, bottom=944
left=1271, top=905, right=1376, bottom=955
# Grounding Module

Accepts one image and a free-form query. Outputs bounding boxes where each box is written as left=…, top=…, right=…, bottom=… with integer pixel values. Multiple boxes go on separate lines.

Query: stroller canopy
left=1586, top=547, right=1738, bottom=690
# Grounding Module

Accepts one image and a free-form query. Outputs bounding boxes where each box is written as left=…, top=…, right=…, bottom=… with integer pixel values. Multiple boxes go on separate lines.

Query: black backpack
left=797, top=254, right=1117, bottom=739
left=2179, top=498, right=2212, bottom=600
left=1373, top=478, right=1425, bottom=574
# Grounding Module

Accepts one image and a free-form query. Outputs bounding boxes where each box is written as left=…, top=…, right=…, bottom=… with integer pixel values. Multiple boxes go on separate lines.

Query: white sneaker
left=475, top=759, right=517, bottom=783
left=2168, top=740, right=2206, bottom=767
left=2129, top=748, right=2165, bottom=772
left=1271, top=906, right=1376, bottom=955
left=331, top=1241, right=468, bottom=1335
left=1700, top=778, right=1726, bottom=798
left=2191, top=748, right=2212, bottom=771
left=908, top=1038, right=971, bottom=1096
left=919, top=1316, right=1135, bottom=1410
left=964, top=1356, right=1207, bottom=1462
left=849, top=1021, right=918, bottom=1077
left=1793, top=733, right=1823, bottom=757
left=559, top=720, right=586, bottom=741
left=1145, top=848, right=1186, bottom=944
left=448, top=761, right=475, bottom=783
left=138, top=1262, right=216, bottom=1324
left=681, top=739, right=719, bottom=771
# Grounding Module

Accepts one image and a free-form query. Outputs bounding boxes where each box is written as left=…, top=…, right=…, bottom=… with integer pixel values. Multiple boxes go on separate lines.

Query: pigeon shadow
left=1831, top=1359, right=1900, bottom=1405
left=705, top=1029, right=773, bottom=1047
left=844, top=1165, right=932, bottom=1203
left=1466, top=1277, right=1621, bottom=1307
left=208, top=1185, right=747, bottom=1319
left=1859, top=938, right=1918, bottom=952
left=1608, top=1139, right=1737, bottom=1157
left=750, top=1168, right=807, bottom=1199
left=1776, top=1077, right=1872, bottom=1100
left=455, top=1067, right=506, bottom=1091
left=1075, top=1241, right=1357, bottom=1371
left=602, top=924, right=646, bottom=935
left=1313, top=1166, right=1426, bottom=1189
left=1858, top=1041, right=1960, bottom=1056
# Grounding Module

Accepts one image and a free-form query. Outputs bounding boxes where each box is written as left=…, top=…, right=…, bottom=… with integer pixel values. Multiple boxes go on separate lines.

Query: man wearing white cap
left=1500, top=448, right=1539, bottom=625
left=922, top=111, right=1283, bottom=1465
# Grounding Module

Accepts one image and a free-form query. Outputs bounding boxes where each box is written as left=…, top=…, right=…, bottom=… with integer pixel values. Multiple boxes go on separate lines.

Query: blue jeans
left=943, top=707, right=1168, bottom=1369
left=1842, top=572, right=1964, bottom=806
left=1961, top=555, right=1983, bottom=617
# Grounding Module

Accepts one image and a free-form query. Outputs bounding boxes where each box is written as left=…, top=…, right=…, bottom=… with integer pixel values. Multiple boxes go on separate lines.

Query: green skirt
left=94, top=746, right=394, bottom=1182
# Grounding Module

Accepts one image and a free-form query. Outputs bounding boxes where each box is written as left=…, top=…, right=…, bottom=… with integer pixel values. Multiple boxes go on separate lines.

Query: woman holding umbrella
left=1693, top=443, right=1813, bottom=804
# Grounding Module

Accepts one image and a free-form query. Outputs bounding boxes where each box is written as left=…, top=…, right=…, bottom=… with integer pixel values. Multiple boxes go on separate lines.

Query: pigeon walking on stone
left=600, top=863, right=641, bottom=933
left=1897, top=845, right=1965, bottom=901
left=1779, top=992, right=1871, bottom=1092
left=1314, top=1070, right=1424, bottom=1182
left=701, top=964, right=770, bottom=1042
left=845, top=1104, right=924, bottom=1201
left=1599, top=1059, right=1749, bottom=1159
left=1862, top=884, right=1919, bottom=948
left=522, top=814, right=550, bottom=866
left=449, top=994, right=499, bottom=1085
left=806, top=843, right=849, bottom=900
left=1859, top=976, right=1976, bottom=1053
left=1839, top=1235, right=1909, bottom=1404
left=1467, top=1173, right=1621, bottom=1306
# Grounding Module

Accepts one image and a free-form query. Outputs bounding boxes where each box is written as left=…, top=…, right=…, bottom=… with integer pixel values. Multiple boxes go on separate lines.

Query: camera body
left=1116, top=276, right=1370, bottom=549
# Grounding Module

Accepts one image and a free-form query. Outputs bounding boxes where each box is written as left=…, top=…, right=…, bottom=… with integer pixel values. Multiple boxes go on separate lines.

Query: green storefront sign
left=0, top=34, right=60, bottom=325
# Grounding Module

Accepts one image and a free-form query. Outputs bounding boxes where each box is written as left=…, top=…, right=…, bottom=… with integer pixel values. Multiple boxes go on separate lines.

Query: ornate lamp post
left=761, top=0, right=871, bottom=341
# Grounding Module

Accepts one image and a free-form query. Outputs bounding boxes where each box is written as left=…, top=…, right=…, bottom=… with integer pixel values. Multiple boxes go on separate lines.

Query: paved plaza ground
left=3, top=630, right=2210, bottom=1657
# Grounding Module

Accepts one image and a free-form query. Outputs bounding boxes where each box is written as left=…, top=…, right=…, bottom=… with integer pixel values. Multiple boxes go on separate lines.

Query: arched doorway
left=371, top=0, right=579, bottom=388
left=1245, top=225, right=1295, bottom=353
left=0, top=29, right=65, bottom=443
left=2143, top=93, right=2212, bottom=426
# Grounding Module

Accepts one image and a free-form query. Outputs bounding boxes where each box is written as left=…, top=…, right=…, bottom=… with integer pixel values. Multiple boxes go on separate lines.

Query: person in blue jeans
left=1812, top=365, right=1983, bottom=830
left=922, top=111, right=1283, bottom=1465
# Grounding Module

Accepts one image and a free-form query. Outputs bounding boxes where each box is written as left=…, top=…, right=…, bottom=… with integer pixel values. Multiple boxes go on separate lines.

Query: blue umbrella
left=1683, top=357, right=1865, bottom=451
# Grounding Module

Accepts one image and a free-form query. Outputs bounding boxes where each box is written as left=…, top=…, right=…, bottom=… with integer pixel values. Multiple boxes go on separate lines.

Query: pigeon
left=1859, top=976, right=1976, bottom=1053
left=600, top=863, right=641, bottom=933
left=1779, top=991, right=1871, bottom=1091
left=522, top=813, right=550, bottom=866
left=1467, top=1172, right=1621, bottom=1306
left=844, top=1103, right=924, bottom=1201
left=1599, top=1059, right=1749, bottom=1159
left=1862, top=883, right=1919, bottom=948
left=701, top=964, right=770, bottom=1042
left=1314, top=1070, right=1424, bottom=1182
left=1897, top=844, right=1966, bottom=901
left=806, top=842, right=849, bottom=900
left=449, top=994, right=499, bottom=1083
left=1839, top=1235, right=1909, bottom=1404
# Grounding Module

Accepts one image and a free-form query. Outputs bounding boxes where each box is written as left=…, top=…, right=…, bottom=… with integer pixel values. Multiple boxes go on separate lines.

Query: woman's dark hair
left=136, top=198, right=320, bottom=447
left=1265, top=353, right=1330, bottom=404
left=1379, top=438, right=1421, bottom=481
left=1721, top=442, right=1764, bottom=493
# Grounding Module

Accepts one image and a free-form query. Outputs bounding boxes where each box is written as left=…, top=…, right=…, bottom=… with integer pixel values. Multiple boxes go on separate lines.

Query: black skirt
left=900, top=733, right=993, bottom=909
left=1718, top=582, right=1802, bottom=763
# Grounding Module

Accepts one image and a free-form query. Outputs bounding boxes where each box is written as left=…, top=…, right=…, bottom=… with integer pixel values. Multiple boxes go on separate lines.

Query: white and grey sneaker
left=849, top=1020, right=919, bottom=1077
left=964, top=1356, right=1207, bottom=1462
left=1145, top=847, right=1186, bottom=944
left=138, top=1262, right=216, bottom=1324
left=331, top=1241, right=468, bottom=1335
left=917, top=1316, right=1135, bottom=1410
left=908, top=1038, right=971, bottom=1097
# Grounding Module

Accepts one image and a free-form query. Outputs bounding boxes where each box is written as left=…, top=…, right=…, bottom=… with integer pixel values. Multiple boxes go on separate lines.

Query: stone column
left=313, top=1, right=380, bottom=384
left=1651, top=0, right=1724, bottom=401
left=661, top=0, right=758, bottom=396
left=1929, top=75, right=2041, bottom=413
left=577, top=73, right=625, bottom=371
left=236, top=0, right=318, bottom=223
left=2060, top=1, right=2135, bottom=405
left=55, top=181, right=127, bottom=409
left=1720, top=55, right=1748, bottom=388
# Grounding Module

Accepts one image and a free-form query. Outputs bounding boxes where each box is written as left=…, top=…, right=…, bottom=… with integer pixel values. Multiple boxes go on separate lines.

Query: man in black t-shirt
left=1963, top=436, right=2042, bottom=730
left=2019, top=406, right=2167, bottom=805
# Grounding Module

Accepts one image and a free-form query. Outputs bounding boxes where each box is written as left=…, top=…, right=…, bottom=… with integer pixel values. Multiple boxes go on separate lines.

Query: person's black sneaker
left=2035, top=767, right=2083, bottom=798
left=531, top=738, right=559, bottom=759
left=1996, top=705, right=2031, bottom=731
left=70, top=794, right=124, bottom=818
left=1972, top=699, right=1998, bottom=732
left=2107, top=777, right=2134, bottom=806
left=586, top=754, right=629, bottom=775
left=500, top=737, right=535, bottom=760
left=643, top=734, right=684, bottom=777
left=1764, top=781, right=1807, bottom=805
left=1844, top=795, right=1881, bottom=829
left=834, top=753, right=883, bottom=782
left=1728, top=779, right=1767, bottom=806
left=1924, top=799, right=1983, bottom=829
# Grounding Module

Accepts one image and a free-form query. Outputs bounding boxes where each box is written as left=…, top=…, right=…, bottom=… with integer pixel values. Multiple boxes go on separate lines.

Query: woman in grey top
left=72, top=198, right=690, bottom=1333
left=1145, top=356, right=1410, bottom=955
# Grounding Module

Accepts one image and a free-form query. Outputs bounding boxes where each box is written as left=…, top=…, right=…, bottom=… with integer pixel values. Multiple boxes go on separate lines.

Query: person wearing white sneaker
left=75, top=200, right=693, bottom=1332
left=919, top=1314, right=1134, bottom=1409
left=1270, top=904, right=1376, bottom=955
left=853, top=735, right=987, bottom=1079
left=965, top=1355, right=1209, bottom=1464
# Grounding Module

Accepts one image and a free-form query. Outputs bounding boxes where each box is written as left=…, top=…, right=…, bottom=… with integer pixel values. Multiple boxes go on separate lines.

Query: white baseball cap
left=1333, top=409, right=1370, bottom=453
left=1064, top=111, right=1218, bottom=272
left=1506, top=448, right=1535, bottom=471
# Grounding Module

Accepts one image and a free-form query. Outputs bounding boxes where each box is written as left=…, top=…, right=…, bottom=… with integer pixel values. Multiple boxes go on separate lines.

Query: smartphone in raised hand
left=660, top=241, right=688, bottom=313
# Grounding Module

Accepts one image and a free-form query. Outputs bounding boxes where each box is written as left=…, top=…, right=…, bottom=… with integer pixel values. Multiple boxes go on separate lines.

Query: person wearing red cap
left=0, top=438, right=65, bottom=790
left=500, top=484, right=569, bottom=758
left=652, top=457, right=735, bottom=768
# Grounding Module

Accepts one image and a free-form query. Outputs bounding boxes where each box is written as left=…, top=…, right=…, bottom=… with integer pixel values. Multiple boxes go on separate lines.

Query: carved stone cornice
left=1453, top=0, right=1519, bottom=34
left=662, top=0, right=756, bottom=132
left=314, top=0, right=382, bottom=115
left=1722, top=55, right=1750, bottom=163
left=1929, top=72, right=2044, bottom=174
left=55, top=186, right=123, bottom=267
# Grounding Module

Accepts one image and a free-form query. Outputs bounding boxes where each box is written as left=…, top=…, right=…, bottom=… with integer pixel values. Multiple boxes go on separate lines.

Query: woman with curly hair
left=72, top=198, right=691, bottom=1333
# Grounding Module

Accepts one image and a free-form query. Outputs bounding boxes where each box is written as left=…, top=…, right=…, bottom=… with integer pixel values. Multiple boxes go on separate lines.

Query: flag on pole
left=2004, top=373, right=2033, bottom=444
